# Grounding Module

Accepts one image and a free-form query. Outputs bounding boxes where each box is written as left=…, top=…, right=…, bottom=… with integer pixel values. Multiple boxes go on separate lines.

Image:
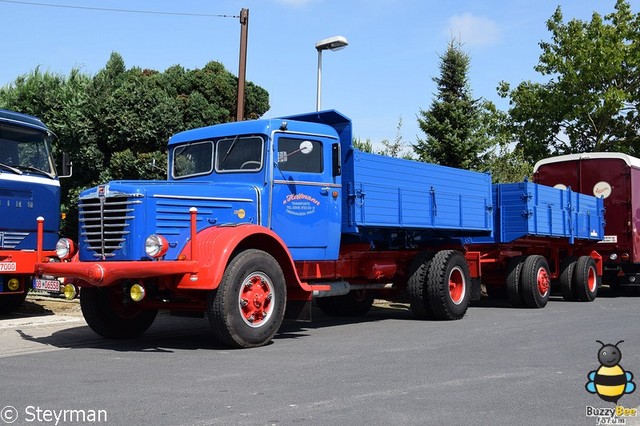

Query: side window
left=173, top=141, right=213, bottom=178
left=277, top=137, right=323, bottom=173
left=216, top=136, right=263, bottom=172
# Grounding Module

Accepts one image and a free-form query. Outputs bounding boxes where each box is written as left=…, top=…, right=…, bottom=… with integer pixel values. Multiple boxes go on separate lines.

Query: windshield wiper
left=220, top=135, right=240, bottom=167
left=0, top=162, right=23, bottom=175
left=14, top=165, right=54, bottom=178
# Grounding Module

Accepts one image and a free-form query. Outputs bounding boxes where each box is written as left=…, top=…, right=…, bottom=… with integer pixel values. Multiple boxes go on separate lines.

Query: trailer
left=534, top=152, right=640, bottom=292
left=0, top=109, right=69, bottom=314
left=462, top=181, right=604, bottom=307
left=35, top=110, right=604, bottom=348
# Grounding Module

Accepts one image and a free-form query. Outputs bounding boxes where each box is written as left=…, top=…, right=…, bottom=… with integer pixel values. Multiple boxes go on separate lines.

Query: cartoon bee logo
left=586, top=340, right=636, bottom=403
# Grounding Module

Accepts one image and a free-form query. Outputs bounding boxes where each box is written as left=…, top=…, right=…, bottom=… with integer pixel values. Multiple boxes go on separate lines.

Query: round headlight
left=55, top=238, right=76, bottom=260
left=145, top=234, right=169, bottom=258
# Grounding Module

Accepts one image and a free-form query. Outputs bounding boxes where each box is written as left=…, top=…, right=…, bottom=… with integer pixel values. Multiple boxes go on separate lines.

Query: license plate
left=0, top=262, right=17, bottom=272
left=33, top=278, right=61, bottom=292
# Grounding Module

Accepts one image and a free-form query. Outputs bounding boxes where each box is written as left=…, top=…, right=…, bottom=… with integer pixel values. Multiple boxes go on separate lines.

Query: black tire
left=0, top=288, right=28, bottom=315
left=80, top=286, right=158, bottom=339
left=207, top=249, right=286, bottom=349
left=573, top=256, right=599, bottom=302
left=316, top=290, right=374, bottom=316
left=559, top=256, right=578, bottom=301
left=520, top=255, right=551, bottom=308
left=505, top=256, right=525, bottom=308
left=424, top=250, right=471, bottom=320
left=407, top=251, right=436, bottom=319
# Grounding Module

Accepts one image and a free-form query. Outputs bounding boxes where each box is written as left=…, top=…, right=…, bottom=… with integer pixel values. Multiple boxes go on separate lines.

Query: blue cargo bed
left=341, top=150, right=493, bottom=236
left=468, top=181, right=605, bottom=244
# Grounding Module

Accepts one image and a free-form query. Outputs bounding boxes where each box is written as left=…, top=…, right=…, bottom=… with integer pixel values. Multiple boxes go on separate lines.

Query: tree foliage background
left=499, top=0, right=640, bottom=162
left=0, top=52, right=269, bottom=237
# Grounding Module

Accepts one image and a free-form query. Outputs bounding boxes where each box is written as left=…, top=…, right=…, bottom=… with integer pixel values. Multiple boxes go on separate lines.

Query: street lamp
left=315, top=35, right=349, bottom=111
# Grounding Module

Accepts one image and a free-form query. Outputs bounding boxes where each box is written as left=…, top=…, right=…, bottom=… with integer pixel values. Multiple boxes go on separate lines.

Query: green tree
left=0, top=52, right=270, bottom=237
left=499, top=0, right=640, bottom=162
left=414, top=39, right=491, bottom=169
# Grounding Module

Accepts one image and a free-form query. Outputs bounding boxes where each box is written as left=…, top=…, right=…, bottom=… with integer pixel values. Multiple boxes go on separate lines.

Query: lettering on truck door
left=270, top=134, right=341, bottom=261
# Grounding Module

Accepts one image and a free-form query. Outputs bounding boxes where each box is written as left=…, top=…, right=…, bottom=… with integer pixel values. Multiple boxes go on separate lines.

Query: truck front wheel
left=80, top=286, right=158, bottom=339
left=207, top=249, right=286, bottom=349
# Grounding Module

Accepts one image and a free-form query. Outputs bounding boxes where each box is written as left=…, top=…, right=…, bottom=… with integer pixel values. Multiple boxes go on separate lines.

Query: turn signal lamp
left=621, top=253, right=630, bottom=261
left=130, top=283, right=146, bottom=302
left=55, top=238, right=76, bottom=260
left=63, top=283, right=77, bottom=300
left=145, top=234, right=169, bottom=258
left=7, top=278, right=20, bottom=291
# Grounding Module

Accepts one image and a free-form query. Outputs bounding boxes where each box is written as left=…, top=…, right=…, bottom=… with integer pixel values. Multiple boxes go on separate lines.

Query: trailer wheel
left=573, top=256, right=599, bottom=302
left=0, top=287, right=28, bottom=315
left=80, top=286, right=158, bottom=339
left=559, top=256, right=577, bottom=301
left=425, top=250, right=471, bottom=320
left=207, top=249, right=286, bottom=349
left=316, top=290, right=374, bottom=316
left=407, top=251, right=436, bottom=319
left=520, top=255, right=551, bottom=308
left=505, top=256, right=525, bottom=308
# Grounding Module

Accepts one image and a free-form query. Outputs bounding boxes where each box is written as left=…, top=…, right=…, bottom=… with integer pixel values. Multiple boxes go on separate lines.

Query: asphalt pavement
left=0, top=290, right=639, bottom=426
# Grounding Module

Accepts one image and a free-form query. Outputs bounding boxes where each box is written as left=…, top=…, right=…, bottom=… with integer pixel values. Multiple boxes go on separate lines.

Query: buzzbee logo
left=586, top=340, right=636, bottom=403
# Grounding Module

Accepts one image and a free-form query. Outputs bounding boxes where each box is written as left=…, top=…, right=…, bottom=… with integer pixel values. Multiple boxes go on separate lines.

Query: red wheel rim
left=537, top=267, right=550, bottom=297
left=449, top=266, right=466, bottom=305
left=587, top=266, right=597, bottom=293
left=238, top=272, right=274, bottom=327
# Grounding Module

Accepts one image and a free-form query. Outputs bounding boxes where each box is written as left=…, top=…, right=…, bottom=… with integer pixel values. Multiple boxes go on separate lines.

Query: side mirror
left=299, top=140, right=313, bottom=154
left=60, top=152, right=73, bottom=178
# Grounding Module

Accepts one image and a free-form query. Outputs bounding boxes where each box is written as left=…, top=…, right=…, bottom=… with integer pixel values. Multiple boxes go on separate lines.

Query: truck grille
left=0, top=231, right=28, bottom=249
left=79, top=195, right=140, bottom=258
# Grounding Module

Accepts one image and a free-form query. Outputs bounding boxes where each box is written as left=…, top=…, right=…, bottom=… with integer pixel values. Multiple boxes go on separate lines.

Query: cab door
left=270, top=134, right=341, bottom=261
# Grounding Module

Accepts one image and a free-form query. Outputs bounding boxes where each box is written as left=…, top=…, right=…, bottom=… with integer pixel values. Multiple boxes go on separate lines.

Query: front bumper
left=35, top=260, right=199, bottom=287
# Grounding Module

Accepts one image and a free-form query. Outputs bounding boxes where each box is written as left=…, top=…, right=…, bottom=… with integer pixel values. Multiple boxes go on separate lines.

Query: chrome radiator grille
left=79, top=195, right=140, bottom=258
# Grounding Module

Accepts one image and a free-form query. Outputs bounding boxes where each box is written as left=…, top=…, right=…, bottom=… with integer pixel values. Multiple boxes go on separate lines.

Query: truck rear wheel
left=559, top=256, right=578, bottom=301
left=573, top=256, right=598, bottom=302
left=207, top=249, right=286, bottom=349
left=316, top=290, right=374, bottom=316
left=506, top=256, right=525, bottom=308
left=407, top=251, right=435, bottom=319
left=80, top=286, right=158, bottom=339
left=0, top=288, right=28, bottom=315
left=412, top=250, right=471, bottom=321
left=520, top=255, right=551, bottom=308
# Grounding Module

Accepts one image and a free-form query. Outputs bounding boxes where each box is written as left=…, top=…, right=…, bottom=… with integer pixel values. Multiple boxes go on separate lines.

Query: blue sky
left=1, top=0, right=638, bottom=148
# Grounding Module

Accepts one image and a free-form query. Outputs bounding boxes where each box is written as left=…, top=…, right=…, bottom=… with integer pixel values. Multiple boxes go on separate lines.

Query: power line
left=0, top=0, right=239, bottom=18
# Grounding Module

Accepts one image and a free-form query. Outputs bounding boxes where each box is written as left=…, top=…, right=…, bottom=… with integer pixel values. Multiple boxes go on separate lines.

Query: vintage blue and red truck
left=0, top=109, right=68, bottom=314
left=35, top=110, right=604, bottom=348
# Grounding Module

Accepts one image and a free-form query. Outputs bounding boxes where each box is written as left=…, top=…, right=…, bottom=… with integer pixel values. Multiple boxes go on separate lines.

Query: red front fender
left=176, top=224, right=311, bottom=293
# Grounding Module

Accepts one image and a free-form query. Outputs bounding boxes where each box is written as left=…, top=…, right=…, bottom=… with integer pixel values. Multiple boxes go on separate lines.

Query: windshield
left=0, top=123, right=56, bottom=177
left=172, top=136, right=264, bottom=179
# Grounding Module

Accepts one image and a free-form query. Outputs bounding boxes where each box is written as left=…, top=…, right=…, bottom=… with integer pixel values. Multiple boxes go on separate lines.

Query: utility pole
left=236, top=8, right=249, bottom=122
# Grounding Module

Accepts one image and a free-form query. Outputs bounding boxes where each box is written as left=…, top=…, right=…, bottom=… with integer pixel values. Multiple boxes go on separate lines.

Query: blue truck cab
left=0, top=109, right=62, bottom=314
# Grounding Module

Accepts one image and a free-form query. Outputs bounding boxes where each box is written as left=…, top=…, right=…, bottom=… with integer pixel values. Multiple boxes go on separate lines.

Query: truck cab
left=0, top=109, right=62, bottom=314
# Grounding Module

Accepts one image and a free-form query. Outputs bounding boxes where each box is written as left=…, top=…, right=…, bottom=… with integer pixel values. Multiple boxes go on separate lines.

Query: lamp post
left=315, top=35, right=348, bottom=111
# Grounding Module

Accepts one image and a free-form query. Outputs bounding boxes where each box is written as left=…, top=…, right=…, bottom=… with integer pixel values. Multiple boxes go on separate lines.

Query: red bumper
left=35, top=260, right=199, bottom=287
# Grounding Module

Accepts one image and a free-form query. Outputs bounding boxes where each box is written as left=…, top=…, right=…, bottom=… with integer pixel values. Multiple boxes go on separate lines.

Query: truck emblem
left=235, top=209, right=246, bottom=219
left=98, top=185, right=106, bottom=197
